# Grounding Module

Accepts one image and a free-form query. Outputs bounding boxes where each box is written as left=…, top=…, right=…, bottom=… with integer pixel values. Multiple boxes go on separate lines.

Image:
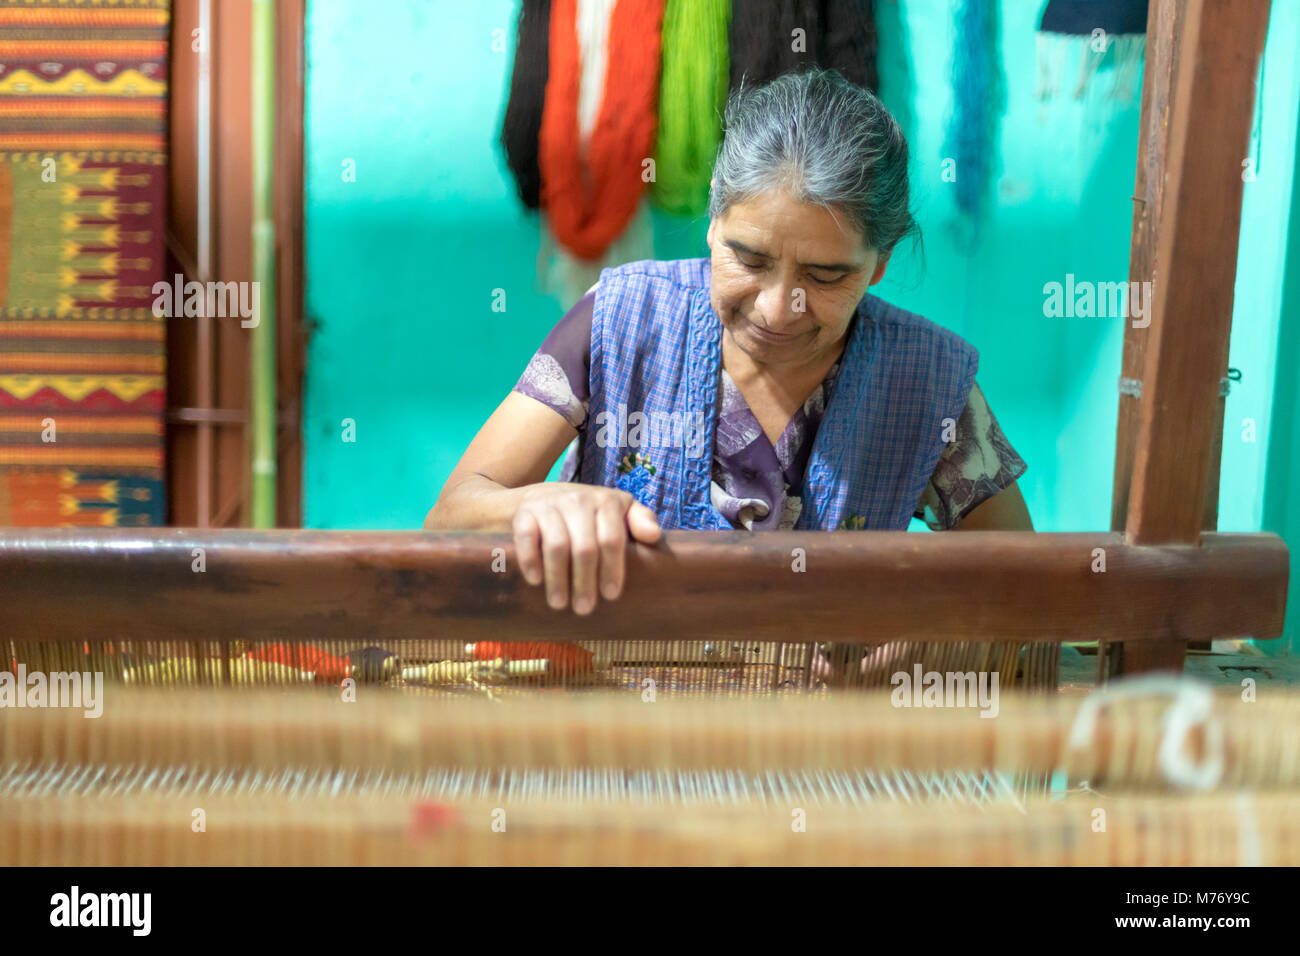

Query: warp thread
left=1235, top=792, right=1262, bottom=867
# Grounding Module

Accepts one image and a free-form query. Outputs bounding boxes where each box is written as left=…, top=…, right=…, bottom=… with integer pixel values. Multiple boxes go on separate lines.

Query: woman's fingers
left=513, top=488, right=657, bottom=614
left=557, top=498, right=600, bottom=615
left=595, top=497, right=628, bottom=601
left=626, top=502, right=662, bottom=544
left=532, top=505, right=572, bottom=610
left=512, top=509, right=544, bottom=586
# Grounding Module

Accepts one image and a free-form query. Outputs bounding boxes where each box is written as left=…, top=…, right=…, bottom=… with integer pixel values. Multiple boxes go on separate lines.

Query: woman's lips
left=746, top=319, right=804, bottom=343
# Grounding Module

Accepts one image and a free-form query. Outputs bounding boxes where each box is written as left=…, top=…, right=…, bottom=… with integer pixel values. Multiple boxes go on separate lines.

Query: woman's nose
left=755, top=279, right=803, bottom=328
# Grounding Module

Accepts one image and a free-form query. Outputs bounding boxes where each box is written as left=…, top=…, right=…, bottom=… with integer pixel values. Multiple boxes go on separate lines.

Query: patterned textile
left=575, top=258, right=978, bottom=532
left=0, top=0, right=169, bottom=526
left=914, top=383, right=1026, bottom=530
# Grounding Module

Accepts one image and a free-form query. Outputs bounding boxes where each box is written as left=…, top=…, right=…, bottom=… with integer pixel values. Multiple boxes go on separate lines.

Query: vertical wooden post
left=1105, top=0, right=1182, bottom=675
left=1110, top=0, right=1181, bottom=534
left=1103, top=0, right=1271, bottom=678
left=275, top=0, right=307, bottom=527
left=165, top=0, right=306, bottom=528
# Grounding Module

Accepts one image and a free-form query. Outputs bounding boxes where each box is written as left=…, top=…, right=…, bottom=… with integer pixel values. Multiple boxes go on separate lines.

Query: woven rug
left=0, top=0, right=169, bottom=526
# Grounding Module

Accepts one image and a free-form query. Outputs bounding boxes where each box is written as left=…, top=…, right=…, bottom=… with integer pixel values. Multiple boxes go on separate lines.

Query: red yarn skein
left=539, top=0, right=665, bottom=261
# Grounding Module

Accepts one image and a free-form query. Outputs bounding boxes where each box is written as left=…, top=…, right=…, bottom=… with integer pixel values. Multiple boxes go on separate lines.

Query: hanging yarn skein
left=1036, top=0, right=1148, bottom=104
left=501, top=0, right=552, bottom=210
left=729, top=0, right=877, bottom=92
left=540, top=0, right=666, bottom=262
left=821, top=0, right=878, bottom=92
left=651, top=0, right=730, bottom=218
left=944, top=0, right=1002, bottom=252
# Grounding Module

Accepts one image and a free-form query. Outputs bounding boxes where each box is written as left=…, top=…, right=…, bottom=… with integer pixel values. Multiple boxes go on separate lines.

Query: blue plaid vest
left=577, top=258, right=978, bottom=530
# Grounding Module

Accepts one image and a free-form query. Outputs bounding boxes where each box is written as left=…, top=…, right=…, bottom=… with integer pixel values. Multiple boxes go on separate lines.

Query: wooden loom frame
left=0, top=0, right=1288, bottom=680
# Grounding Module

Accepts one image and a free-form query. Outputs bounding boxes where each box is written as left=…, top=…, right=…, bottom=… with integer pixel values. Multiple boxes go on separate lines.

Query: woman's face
left=706, top=188, right=889, bottom=371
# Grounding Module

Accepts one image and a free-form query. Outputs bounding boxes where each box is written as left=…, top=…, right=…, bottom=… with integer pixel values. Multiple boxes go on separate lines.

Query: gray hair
left=707, top=68, right=918, bottom=257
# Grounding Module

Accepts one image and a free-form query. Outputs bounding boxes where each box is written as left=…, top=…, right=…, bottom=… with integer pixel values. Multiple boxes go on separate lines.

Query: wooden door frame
left=165, top=0, right=305, bottom=527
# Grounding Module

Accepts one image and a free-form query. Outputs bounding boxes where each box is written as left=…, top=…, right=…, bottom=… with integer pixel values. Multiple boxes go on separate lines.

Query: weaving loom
left=2, top=684, right=1299, bottom=865
left=0, top=524, right=1292, bottom=865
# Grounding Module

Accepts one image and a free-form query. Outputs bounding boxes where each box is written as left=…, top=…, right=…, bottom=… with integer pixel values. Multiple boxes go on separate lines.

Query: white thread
left=1236, top=792, right=1262, bottom=867
left=1035, top=32, right=1064, bottom=102
left=1158, top=681, right=1225, bottom=789
left=1110, top=34, right=1145, bottom=104
left=1072, top=39, right=1105, bottom=100
left=575, top=0, right=616, bottom=149
left=1067, top=676, right=1225, bottom=790
left=539, top=199, right=654, bottom=307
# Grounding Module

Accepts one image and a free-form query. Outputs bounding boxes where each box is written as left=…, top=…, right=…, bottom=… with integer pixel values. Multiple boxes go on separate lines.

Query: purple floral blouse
left=514, top=288, right=1027, bottom=531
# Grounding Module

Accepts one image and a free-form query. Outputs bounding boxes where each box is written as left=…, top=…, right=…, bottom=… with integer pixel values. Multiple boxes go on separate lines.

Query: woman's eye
left=809, top=272, right=844, bottom=285
left=739, top=257, right=765, bottom=271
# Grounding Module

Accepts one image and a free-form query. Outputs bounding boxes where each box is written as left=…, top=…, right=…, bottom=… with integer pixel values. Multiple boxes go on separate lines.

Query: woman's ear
left=869, top=250, right=892, bottom=286
left=705, top=217, right=716, bottom=250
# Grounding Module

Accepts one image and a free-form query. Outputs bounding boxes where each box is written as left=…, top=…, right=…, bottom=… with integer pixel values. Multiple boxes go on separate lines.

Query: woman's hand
left=425, top=393, right=662, bottom=614
left=810, top=643, right=865, bottom=685
left=809, top=642, right=892, bottom=686
left=512, top=483, right=661, bottom=614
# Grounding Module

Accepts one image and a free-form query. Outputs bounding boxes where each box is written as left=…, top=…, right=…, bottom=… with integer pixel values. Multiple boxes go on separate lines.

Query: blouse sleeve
left=914, top=381, right=1028, bottom=531
left=512, top=287, right=596, bottom=429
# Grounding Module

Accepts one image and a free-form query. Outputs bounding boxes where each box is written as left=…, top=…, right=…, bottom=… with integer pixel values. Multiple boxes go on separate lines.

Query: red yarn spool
left=472, top=641, right=594, bottom=677
left=244, top=644, right=352, bottom=684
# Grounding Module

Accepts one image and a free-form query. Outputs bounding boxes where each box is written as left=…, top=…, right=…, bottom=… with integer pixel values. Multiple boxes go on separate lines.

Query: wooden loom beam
left=0, top=529, right=1286, bottom=649
left=1104, top=0, right=1271, bottom=676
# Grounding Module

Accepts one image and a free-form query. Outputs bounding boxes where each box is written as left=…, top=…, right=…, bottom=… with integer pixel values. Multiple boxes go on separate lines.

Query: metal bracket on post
left=1122, top=372, right=1237, bottom=399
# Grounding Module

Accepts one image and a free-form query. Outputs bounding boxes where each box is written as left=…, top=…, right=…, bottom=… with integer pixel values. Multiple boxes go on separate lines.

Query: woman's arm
left=951, top=481, right=1033, bottom=531
left=424, top=391, right=577, bottom=531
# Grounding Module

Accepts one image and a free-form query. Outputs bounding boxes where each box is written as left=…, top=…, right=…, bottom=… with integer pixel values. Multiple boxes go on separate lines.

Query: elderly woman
left=427, top=69, right=1032, bottom=626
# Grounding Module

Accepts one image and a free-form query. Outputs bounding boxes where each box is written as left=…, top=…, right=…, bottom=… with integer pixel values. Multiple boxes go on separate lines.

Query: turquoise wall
left=1262, top=73, right=1300, bottom=658
left=304, top=1, right=1300, bottom=646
